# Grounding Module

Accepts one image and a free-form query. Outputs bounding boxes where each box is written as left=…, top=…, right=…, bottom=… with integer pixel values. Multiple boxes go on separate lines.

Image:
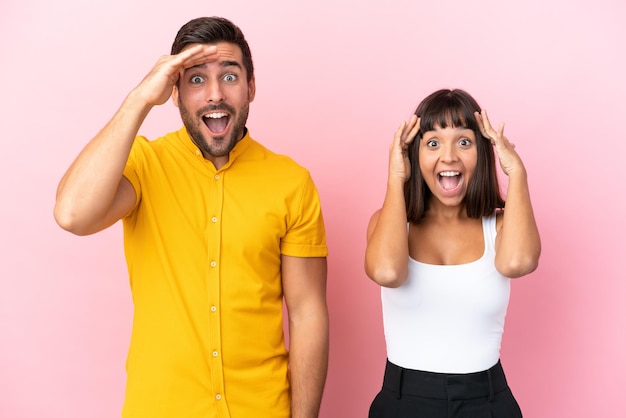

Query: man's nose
left=205, top=80, right=224, bottom=103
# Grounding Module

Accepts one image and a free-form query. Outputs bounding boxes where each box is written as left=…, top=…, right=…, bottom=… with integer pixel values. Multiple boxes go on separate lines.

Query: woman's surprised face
left=419, top=125, right=478, bottom=207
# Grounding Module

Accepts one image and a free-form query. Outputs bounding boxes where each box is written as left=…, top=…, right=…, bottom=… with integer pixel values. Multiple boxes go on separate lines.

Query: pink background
left=1, top=0, right=625, bottom=416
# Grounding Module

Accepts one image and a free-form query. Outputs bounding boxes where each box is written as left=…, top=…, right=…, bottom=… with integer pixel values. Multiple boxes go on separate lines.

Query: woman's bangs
left=420, top=105, right=471, bottom=132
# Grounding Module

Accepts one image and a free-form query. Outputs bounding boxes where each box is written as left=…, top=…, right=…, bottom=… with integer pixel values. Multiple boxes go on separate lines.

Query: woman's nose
left=440, top=144, right=459, bottom=162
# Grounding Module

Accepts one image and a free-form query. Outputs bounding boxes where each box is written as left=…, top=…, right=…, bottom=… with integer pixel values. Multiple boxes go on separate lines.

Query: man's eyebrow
left=220, top=60, right=242, bottom=69
left=186, top=60, right=242, bottom=71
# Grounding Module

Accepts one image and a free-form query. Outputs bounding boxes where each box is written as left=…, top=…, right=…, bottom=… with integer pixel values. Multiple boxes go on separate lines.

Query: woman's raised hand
left=389, top=115, right=420, bottom=182
left=475, top=110, right=524, bottom=177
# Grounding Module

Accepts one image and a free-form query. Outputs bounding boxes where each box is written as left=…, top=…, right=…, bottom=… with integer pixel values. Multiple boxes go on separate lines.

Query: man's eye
left=190, top=75, right=204, bottom=84
left=223, top=74, right=237, bottom=82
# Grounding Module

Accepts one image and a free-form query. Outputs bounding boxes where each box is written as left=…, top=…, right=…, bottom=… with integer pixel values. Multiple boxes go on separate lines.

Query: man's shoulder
left=131, top=128, right=188, bottom=158
left=136, top=128, right=183, bottom=146
left=247, top=138, right=309, bottom=172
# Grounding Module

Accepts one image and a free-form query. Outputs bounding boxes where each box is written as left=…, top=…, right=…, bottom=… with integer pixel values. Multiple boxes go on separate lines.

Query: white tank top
left=381, top=215, right=510, bottom=373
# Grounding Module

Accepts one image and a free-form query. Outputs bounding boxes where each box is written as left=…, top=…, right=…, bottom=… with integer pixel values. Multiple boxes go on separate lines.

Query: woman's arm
left=477, top=110, right=541, bottom=278
left=365, top=116, right=420, bottom=287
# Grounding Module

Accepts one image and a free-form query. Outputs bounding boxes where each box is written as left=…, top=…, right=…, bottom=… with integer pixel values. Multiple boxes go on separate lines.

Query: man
left=54, top=17, right=329, bottom=418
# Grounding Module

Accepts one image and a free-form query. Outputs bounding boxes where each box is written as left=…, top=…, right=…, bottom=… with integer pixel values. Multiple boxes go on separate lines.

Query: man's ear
left=171, top=85, right=180, bottom=108
left=248, top=76, right=256, bottom=102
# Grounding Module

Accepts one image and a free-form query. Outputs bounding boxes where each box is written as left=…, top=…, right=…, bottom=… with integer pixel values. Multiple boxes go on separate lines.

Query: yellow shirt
left=121, top=128, right=327, bottom=418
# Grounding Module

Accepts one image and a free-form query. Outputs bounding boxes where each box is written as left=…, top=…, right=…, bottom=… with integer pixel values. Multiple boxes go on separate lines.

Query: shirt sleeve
left=280, top=171, right=328, bottom=258
left=122, top=136, right=147, bottom=217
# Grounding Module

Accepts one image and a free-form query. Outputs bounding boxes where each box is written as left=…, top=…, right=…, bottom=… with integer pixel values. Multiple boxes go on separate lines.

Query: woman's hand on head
left=475, top=110, right=525, bottom=177
left=389, top=115, right=420, bottom=182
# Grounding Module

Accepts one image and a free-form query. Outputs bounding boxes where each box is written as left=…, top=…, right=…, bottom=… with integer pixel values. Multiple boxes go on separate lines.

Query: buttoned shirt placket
left=205, top=158, right=230, bottom=417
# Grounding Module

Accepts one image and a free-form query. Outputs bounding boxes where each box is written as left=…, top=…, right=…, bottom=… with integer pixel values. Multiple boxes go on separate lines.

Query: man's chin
left=204, top=138, right=238, bottom=157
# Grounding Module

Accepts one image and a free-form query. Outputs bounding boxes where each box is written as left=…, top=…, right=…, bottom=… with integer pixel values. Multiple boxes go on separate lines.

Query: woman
left=365, top=89, right=540, bottom=417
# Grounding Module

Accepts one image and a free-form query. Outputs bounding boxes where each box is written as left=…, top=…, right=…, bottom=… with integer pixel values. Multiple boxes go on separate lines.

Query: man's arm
left=53, top=93, right=148, bottom=235
left=54, top=44, right=218, bottom=235
left=282, top=255, right=328, bottom=418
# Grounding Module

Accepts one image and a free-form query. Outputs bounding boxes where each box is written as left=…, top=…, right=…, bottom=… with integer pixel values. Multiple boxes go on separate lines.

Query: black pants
left=369, top=360, right=522, bottom=418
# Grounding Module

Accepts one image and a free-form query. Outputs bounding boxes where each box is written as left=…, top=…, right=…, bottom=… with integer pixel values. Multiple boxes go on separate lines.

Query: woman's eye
left=190, top=75, right=204, bottom=84
left=426, top=140, right=438, bottom=147
left=459, top=138, right=471, bottom=146
left=223, top=74, right=237, bottom=82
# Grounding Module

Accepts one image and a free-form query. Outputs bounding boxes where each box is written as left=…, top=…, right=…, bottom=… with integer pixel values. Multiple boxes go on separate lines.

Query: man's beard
left=179, top=101, right=249, bottom=159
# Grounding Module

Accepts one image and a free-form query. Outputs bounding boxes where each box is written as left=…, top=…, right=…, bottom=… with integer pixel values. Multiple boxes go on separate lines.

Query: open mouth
left=437, top=171, right=463, bottom=191
left=203, top=112, right=230, bottom=135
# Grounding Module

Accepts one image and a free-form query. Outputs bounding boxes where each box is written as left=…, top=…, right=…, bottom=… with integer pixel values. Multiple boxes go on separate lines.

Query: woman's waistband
left=382, top=359, right=509, bottom=401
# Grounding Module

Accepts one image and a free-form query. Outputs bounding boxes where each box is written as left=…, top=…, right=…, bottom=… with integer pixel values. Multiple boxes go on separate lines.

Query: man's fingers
left=176, top=44, right=219, bottom=70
